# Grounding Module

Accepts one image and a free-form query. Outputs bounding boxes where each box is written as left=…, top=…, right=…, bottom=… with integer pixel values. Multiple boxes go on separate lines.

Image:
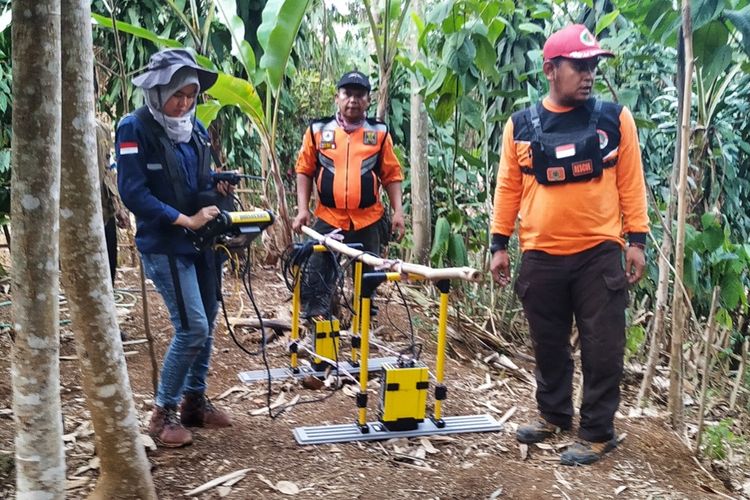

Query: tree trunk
left=59, top=2, right=156, bottom=498
left=409, top=0, right=430, bottom=264
left=637, top=31, right=685, bottom=407
left=10, top=1, right=66, bottom=497
left=376, top=64, right=391, bottom=122
left=668, top=0, right=694, bottom=433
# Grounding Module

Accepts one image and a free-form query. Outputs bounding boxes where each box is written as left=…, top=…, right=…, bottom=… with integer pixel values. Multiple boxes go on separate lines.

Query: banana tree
left=210, top=0, right=312, bottom=256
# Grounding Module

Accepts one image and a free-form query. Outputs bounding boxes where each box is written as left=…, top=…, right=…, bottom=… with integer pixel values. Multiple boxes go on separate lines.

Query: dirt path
left=0, top=264, right=735, bottom=499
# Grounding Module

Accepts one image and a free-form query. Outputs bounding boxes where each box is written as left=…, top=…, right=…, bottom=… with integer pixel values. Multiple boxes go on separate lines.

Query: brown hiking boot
left=516, top=419, right=564, bottom=444
left=180, top=392, right=232, bottom=428
left=560, top=438, right=618, bottom=466
left=148, top=405, right=192, bottom=448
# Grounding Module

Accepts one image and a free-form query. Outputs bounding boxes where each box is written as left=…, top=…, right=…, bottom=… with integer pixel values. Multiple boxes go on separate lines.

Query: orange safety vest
left=309, top=117, right=388, bottom=210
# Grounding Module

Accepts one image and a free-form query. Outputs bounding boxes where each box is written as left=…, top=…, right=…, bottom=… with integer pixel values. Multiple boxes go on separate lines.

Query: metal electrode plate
left=237, top=357, right=398, bottom=383
left=293, top=414, right=503, bottom=445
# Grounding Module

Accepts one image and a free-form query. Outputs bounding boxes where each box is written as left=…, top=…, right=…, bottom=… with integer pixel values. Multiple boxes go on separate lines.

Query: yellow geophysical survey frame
left=238, top=241, right=397, bottom=384
left=291, top=227, right=502, bottom=445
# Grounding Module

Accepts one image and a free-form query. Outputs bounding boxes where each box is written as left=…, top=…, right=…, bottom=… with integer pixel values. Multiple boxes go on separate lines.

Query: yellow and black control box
left=312, top=318, right=340, bottom=366
left=378, top=361, right=429, bottom=431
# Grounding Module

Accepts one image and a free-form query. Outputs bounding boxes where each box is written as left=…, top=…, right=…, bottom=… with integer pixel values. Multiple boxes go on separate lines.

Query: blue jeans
left=142, top=251, right=220, bottom=408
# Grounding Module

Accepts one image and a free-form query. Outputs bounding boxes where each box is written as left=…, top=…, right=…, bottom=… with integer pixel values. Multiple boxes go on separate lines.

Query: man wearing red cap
left=490, top=25, right=648, bottom=465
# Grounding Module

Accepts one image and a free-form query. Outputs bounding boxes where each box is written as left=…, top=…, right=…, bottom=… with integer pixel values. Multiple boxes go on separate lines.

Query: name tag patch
left=320, top=129, right=336, bottom=149
left=547, top=167, right=566, bottom=182
left=572, top=160, right=593, bottom=177
left=555, top=143, right=576, bottom=159
left=146, top=163, right=163, bottom=171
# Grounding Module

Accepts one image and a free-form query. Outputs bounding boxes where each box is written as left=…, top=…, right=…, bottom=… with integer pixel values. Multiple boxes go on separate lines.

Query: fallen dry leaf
left=185, top=468, right=251, bottom=496
left=217, top=385, right=249, bottom=400
left=140, top=434, right=157, bottom=451
left=276, top=480, right=300, bottom=495
left=419, top=438, right=439, bottom=454
left=257, top=474, right=275, bottom=489
left=250, top=393, right=287, bottom=415
left=65, top=477, right=91, bottom=490
left=498, top=406, right=517, bottom=426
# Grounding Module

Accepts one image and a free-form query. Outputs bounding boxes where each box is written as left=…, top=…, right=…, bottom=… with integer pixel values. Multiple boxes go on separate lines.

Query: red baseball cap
left=543, top=24, right=615, bottom=60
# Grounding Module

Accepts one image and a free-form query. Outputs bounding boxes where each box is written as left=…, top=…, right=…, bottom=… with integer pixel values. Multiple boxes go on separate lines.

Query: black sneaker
left=560, top=438, right=618, bottom=466
left=516, top=419, right=564, bottom=444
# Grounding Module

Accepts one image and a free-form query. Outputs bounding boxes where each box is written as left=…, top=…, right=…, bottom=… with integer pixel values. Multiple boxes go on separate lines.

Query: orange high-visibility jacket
left=295, top=117, right=403, bottom=230
left=491, top=97, right=649, bottom=255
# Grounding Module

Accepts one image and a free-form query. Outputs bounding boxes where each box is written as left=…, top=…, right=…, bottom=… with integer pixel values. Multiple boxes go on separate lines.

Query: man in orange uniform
left=293, top=71, right=405, bottom=318
left=490, top=25, right=648, bottom=465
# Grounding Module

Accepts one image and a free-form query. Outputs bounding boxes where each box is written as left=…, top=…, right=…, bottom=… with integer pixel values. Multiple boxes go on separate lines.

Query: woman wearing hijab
left=116, top=48, right=233, bottom=448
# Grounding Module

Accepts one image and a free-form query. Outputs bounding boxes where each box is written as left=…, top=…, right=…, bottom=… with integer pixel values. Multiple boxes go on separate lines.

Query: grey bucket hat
left=132, top=48, right=218, bottom=91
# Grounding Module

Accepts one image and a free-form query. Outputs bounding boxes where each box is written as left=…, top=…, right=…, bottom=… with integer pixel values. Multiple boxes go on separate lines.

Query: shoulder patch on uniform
left=597, top=129, right=609, bottom=149
left=363, top=130, right=377, bottom=145
left=120, top=142, right=138, bottom=155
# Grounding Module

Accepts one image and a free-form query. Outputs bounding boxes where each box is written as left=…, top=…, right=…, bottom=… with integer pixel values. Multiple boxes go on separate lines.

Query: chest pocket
left=527, top=100, right=604, bottom=186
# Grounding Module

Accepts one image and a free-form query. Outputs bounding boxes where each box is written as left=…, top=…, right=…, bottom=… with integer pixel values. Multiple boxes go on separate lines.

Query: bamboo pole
left=301, top=225, right=481, bottom=282
left=695, top=287, right=720, bottom=454
left=668, top=0, right=694, bottom=433
left=729, top=337, right=748, bottom=411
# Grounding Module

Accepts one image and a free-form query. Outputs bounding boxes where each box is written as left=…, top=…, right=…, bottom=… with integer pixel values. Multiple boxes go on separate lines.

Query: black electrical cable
left=216, top=245, right=262, bottom=357
left=343, top=250, right=420, bottom=359
left=393, top=281, right=420, bottom=360
left=245, top=245, right=345, bottom=419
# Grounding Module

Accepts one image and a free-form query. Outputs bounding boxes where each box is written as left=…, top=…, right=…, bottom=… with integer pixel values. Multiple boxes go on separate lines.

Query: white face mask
left=157, top=113, right=194, bottom=144
left=144, top=68, right=200, bottom=143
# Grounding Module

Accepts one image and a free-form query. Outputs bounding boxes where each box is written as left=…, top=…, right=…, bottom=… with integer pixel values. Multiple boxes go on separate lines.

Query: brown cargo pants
left=514, top=241, right=628, bottom=442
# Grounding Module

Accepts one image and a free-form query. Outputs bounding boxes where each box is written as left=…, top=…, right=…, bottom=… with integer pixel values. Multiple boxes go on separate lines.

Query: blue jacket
left=116, top=108, right=214, bottom=255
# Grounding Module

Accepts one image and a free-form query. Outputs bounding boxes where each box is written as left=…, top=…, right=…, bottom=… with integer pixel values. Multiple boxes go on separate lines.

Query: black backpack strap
left=167, top=254, right=190, bottom=331
left=589, top=99, right=602, bottom=128
left=308, top=122, right=317, bottom=150
left=373, top=119, right=388, bottom=177
left=132, top=107, right=192, bottom=213
left=528, top=103, right=545, bottom=152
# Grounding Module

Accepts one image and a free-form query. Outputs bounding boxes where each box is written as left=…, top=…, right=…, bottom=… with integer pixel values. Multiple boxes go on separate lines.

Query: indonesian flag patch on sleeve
left=119, top=141, right=139, bottom=155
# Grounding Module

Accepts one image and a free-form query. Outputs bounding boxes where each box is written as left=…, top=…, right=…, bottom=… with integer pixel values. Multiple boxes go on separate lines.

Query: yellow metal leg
left=290, top=264, right=301, bottom=370
left=357, top=297, right=371, bottom=427
left=351, top=261, right=363, bottom=364
left=433, top=283, right=450, bottom=421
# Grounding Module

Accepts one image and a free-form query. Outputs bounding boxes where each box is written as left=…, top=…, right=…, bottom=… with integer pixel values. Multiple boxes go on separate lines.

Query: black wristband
left=628, top=232, right=647, bottom=246
left=490, top=234, right=510, bottom=254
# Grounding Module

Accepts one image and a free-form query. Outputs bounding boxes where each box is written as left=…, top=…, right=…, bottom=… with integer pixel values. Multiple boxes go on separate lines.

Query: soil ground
left=0, top=256, right=740, bottom=499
